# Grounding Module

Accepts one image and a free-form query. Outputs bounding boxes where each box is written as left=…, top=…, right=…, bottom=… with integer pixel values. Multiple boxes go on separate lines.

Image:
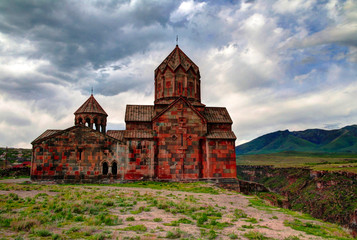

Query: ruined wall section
left=31, top=126, right=126, bottom=182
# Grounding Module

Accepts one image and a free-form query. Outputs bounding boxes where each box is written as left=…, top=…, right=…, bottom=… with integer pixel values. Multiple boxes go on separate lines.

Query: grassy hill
left=236, top=125, right=357, bottom=155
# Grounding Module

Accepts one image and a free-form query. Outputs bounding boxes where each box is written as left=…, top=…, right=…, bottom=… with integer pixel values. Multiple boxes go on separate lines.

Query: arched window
left=94, top=118, right=99, bottom=131
left=112, top=162, right=117, bottom=175
left=78, top=117, right=83, bottom=124
left=85, top=118, right=90, bottom=127
left=102, top=162, right=108, bottom=175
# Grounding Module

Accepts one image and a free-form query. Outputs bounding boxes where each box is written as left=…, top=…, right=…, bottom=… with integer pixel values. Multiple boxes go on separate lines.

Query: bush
left=122, top=224, right=147, bottom=233
left=228, top=233, right=238, bottom=239
left=34, top=229, right=52, bottom=237
left=166, top=228, right=183, bottom=239
left=243, top=231, right=268, bottom=240
left=11, top=219, right=40, bottom=231
left=234, top=208, right=247, bottom=219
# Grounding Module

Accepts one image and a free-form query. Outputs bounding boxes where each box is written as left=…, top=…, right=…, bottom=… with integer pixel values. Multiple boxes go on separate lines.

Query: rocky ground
left=0, top=178, right=353, bottom=239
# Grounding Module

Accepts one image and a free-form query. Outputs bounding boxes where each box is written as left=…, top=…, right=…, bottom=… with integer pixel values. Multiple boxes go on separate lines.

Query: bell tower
left=154, top=45, right=202, bottom=107
left=74, top=94, right=108, bottom=133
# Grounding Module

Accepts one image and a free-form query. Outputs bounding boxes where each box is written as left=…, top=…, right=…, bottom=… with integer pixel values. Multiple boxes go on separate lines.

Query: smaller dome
left=74, top=94, right=107, bottom=116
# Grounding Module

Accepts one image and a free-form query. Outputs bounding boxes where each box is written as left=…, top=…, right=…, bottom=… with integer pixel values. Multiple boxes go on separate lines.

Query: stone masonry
left=31, top=45, right=237, bottom=182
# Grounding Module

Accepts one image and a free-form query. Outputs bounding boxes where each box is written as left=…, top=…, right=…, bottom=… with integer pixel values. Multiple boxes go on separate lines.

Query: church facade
left=31, top=46, right=237, bottom=182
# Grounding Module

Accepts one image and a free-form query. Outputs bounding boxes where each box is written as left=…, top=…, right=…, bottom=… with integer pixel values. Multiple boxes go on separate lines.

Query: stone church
left=31, top=45, right=237, bottom=182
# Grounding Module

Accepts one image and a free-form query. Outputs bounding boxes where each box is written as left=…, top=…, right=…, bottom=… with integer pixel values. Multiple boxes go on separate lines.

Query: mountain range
left=235, top=125, right=357, bottom=155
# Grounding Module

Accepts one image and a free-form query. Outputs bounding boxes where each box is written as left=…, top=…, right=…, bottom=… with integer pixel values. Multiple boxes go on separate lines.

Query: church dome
left=154, top=45, right=201, bottom=105
left=74, top=94, right=107, bottom=133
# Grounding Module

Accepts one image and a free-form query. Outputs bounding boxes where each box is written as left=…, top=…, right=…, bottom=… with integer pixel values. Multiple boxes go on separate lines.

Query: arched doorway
left=102, top=162, right=108, bottom=175
left=112, top=162, right=117, bottom=175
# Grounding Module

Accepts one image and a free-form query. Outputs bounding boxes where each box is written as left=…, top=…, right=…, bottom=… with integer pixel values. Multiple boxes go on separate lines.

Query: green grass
left=0, top=181, right=354, bottom=240
left=166, top=228, right=183, bottom=239
left=284, top=219, right=353, bottom=239
left=243, top=230, right=270, bottom=240
left=109, top=181, right=221, bottom=194
left=121, top=224, right=147, bottom=233
left=237, top=152, right=357, bottom=173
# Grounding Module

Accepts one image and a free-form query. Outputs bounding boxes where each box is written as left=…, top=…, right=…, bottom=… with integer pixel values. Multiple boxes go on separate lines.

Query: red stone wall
left=124, top=139, right=155, bottom=180
left=31, top=126, right=126, bottom=182
left=153, top=99, right=206, bottom=180
left=204, top=139, right=237, bottom=179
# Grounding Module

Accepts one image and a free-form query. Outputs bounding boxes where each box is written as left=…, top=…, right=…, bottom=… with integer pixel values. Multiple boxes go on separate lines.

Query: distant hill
left=236, top=125, right=357, bottom=155
left=0, top=148, right=32, bottom=167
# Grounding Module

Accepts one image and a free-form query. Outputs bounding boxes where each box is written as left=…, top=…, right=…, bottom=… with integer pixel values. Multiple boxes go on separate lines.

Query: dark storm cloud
left=0, top=0, right=178, bottom=70
left=0, top=73, right=66, bottom=101
left=0, top=112, right=31, bottom=126
left=0, top=0, right=182, bottom=99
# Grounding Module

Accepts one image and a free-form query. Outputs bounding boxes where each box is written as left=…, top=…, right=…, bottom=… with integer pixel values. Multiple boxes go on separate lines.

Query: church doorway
left=102, top=162, right=108, bottom=175
left=112, top=162, right=117, bottom=175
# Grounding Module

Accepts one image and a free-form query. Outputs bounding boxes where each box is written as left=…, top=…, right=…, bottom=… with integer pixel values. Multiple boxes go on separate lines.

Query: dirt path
left=0, top=178, right=349, bottom=239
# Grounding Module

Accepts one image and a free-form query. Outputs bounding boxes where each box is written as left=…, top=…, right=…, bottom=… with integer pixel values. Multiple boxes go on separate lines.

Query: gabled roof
left=32, top=125, right=122, bottom=145
left=203, top=107, right=233, bottom=124
left=74, top=94, right=107, bottom=116
left=152, top=97, right=206, bottom=123
left=206, top=131, right=236, bottom=140
left=32, top=129, right=61, bottom=144
left=125, top=105, right=154, bottom=122
left=124, top=130, right=153, bottom=139
left=155, top=45, right=200, bottom=75
left=107, top=130, right=125, bottom=141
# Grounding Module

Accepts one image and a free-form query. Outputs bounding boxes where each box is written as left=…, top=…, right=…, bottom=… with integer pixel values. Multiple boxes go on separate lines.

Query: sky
left=0, top=0, right=356, bottom=148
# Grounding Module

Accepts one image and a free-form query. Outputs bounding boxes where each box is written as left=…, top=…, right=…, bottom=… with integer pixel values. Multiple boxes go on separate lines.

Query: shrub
left=166, top=228, right=183, bottom=239
left=64, top=226, right=81, bottom=234
left=34, top=229, right=53, bottom=237
left=284, top=236, right=300, bottom=240
left=52, top=234, right=61, bottom=240
left=95, top=214, right=122, bottom=226
left=242, top=224, right=255, bottom=229
left=228, top=232, right=238, bottom=239
left=153, top=218, right=162, bottom=222
left=0, top=217, right=11, bottom=227
left=244, top=217, right=258, bottom=224
left=208, top=229, right=217, bottom=239
left=243, top=231, right=268, bottom=240
left=122, top=224, right=147, bottom=233
left=11, top=219, right=40, bottom=231
left=197, top=214, right=208, bottom=225
left=177, top=218, right=192, bottom=224
left=126, top=216, right=135, bottom=221
left=234, top=208, right=247, bottom=219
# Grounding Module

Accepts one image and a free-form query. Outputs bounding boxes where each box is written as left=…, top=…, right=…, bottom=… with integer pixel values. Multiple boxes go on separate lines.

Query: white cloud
left=273, top=0, right=314, bottom=14
left=170, top=0, right=206, bottom=23
left=285, top=0, right=357, bottom=61
left=0, top=0, right=356, bottom=148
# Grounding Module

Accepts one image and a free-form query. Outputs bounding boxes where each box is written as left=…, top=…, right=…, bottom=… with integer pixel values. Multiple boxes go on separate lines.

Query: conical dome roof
left=155, top=45, right=200, bottom=75
left=74, top=94, right=107, bottom=116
